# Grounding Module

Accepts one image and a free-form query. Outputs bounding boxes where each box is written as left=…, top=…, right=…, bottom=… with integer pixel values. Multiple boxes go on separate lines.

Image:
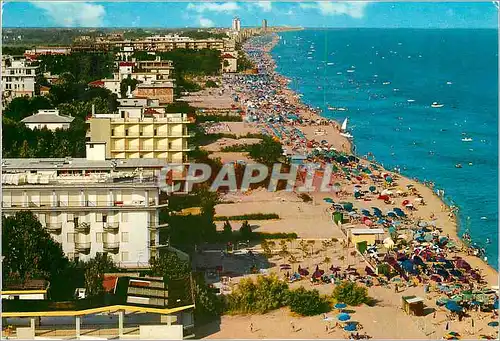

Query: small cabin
left=1, top=279, right=49, bottom=300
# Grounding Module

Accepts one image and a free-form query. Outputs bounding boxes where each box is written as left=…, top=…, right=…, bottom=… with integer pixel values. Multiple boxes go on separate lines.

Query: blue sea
left=271, top=29, right=499, bottom=269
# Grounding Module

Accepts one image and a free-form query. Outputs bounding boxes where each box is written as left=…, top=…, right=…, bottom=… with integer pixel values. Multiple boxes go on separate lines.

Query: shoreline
left=236, top=32, right=498, bottom=282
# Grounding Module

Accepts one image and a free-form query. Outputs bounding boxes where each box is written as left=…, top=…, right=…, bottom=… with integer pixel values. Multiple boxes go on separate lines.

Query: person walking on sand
left=250, top=322, right=254, bottom=333
left=290, top=321, right=295, bottom=332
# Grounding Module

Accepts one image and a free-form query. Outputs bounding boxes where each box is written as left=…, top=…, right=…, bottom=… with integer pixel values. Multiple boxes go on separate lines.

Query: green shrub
left=288, top=287, right=330, bottom=316
left=205, top=80, right=219, bottom=88
left=220, top=144, right=251, bottom=152
left=332, top=281, right=369, bottom=306
left=299, top=193, right=313, bottom=203
left=225, top=274, right=289, bottom=314
left=214, top=213, right=280, bottom=221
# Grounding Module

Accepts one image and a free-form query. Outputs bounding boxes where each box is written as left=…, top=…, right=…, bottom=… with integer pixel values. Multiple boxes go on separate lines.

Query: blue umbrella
left=334, top=303, right=347, bottom=309
left=344, top=323, right=356, bottom=332
left=493, top=300, right=498, bottom=310
left=395, top=210, right=406, bottom=217
left=488, top=321, right=499, bottom=327
left=445, top=301, right=462, bottom=312
left=337, top=313, right=351, bottom=321
left=387, top=212, right=397, bottom=218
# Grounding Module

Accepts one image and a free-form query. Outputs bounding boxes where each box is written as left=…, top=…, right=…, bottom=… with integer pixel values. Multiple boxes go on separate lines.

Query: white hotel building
left=1, top=153, right=176, bottom=268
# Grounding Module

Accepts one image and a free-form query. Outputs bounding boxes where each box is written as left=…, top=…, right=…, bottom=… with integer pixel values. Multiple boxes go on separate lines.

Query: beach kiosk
left=402, top=296, right=425, bottom=316
left=349, top=228, right=385, bottom=250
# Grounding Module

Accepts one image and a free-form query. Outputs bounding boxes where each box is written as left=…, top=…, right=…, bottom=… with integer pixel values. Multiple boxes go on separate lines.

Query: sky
left=2, top=1, right=499, bottom=29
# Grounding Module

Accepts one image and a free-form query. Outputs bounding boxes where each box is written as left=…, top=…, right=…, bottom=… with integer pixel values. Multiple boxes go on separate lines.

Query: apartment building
left=73, top=35, right=235, bottom=53
left=24, top=47, right=71, bottom=61
left=87, top=109, right=192, bottom=163
left=2, top=56, right=38, bottom=102
left=1, top=156, right=170, bottom=268
left=221, top=52, right=238, bottom=73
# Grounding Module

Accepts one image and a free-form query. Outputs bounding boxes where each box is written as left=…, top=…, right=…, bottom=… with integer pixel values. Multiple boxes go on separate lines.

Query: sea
left=270, top=29, right=499, bottom=269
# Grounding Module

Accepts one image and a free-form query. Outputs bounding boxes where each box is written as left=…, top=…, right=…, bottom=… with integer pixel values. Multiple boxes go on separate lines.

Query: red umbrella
left=402, top=200, right=410, bottom=206
left=364, top=219, right=373, bottom=226
left=378, top=195, right=390, bottom=201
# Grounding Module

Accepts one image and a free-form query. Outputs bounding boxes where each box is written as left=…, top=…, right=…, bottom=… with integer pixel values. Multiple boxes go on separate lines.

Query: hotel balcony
left=103, top=222, right=120, bottom=233
left=45, top=222, right=62, bottom=233
left=103, top=241, right=120, bottom=253
left=148, top=222, right=169, bottom=231
left=75, top=223, right=90, bottom=234
left=75, top=241, right=91, bottom=254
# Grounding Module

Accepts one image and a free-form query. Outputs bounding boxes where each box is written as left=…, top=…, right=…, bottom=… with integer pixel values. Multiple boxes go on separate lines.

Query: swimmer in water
left=486, top=238, right=491, bottom=244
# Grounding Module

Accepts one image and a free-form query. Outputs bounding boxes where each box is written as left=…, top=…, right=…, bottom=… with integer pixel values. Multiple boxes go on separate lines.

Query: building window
left=121, top=212, right=128, bottom=222
left=73, top=217, right=79, bottom=226
left=89, top=144, right=94, bottom=148
left=154, top=129, right=157, bottom=136
left=96, top=212, right=103, bottom=222
left=102, top=214, right=107, bottom=223
left=125, top=129, right=129, bottom=136
left=121, top=232, right=129, bottom=242
left=67, top=233, right=76, bottom=242
left=96, top=232, right=104, bottom=243
left=111, top=129, right=114, bottom=136
left=67, top=213, right=74, bottom=222
left=121, top=252, right=129, bottom=262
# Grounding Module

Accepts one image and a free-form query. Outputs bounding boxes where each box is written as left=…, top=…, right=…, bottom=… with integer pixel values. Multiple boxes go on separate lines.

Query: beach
left=190, top=32, right=499, bottom=340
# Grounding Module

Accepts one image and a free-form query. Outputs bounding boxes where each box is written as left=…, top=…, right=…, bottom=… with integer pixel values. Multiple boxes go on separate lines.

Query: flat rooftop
left=2, top=158, right=169, bottom=171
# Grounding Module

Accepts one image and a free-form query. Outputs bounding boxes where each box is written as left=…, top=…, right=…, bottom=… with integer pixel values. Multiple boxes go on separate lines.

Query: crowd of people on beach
left=223, top=34, right=347, bottom=156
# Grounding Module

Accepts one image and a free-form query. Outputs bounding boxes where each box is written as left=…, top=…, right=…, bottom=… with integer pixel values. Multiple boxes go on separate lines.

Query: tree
left=192, top=273, right=224, bottom=324
left=82, top=252, right=117, bottom=297
left=2, top=211, right=69, bottom=284
left=120, top=76, right=140, bottom=98
left=332, top=281, right=369, bottom=306
left=288, top=287, right=330, bottom=316
left=150, top=251, right=191, bottom=281
left=239, top=220, right=252, bottom=240
left=248, top=136, right=283, bottom=165
left=223, top=220, right=232, bottom=240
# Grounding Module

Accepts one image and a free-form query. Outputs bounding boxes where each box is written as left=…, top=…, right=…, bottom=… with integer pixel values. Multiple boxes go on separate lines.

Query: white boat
left=337, top=72, right=342, bottom=75
left=347, top=69, right=355, bottom=73
left=327, top=62, right=334, bottom=65
left=337, top=107, right=348, bottom=111
left=431, top=102, right=444, bottom=108
left=461, top=137, right=473, bottom=142
left=328, top=106, right=336, bottom=111
left=407, top=99, right=415, bottom=102
left=340, top=132, right=353, bottom=139
left=383, top=81, right=391, bottom=85
left=307, top=57, right=313, bottom=59
left=446, top=81, right=453, bottom=85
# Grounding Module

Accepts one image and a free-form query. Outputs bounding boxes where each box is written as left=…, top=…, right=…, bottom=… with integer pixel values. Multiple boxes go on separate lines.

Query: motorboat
left=328, top=106, right=336, bottom=111
left=340, top=132, right=354, bottom=139
left=461, top=137, right=473, bottom=142
left=407, top=99, right=415, bottom=102
left=347, top=69, right=355, bottom=73
left=337, top=107, right=348, bottom=111
left=383, top=81, right=391, bottom=85
left=327, top=62, right=334, bottom=65
left=455, top=164, right=462, bottom=168
left=431, top=102, right=444, bottom=108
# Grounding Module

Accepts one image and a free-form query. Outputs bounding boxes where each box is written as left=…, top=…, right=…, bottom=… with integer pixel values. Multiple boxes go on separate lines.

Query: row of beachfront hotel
left=1, top=23, right=270, bottom=269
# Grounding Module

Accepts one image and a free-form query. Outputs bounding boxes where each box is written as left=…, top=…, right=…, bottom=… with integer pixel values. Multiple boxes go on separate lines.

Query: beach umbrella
left=445, top=300, right=462, bottom=312
left=387, top=212, right=397, bottom=218
left=344, top=323, right=357, bottom=332
left=334, top=303, right=347, bottom=310
left=361, top=209, right=371, bottom=216
left=372, top=206, right=382, bottom=212
left=364, top=219, right=373, bottom=226
left=385, top=176, right=393, bottom=183
left=402, top=200, right=410, bottom=206
left=343, top=202, right=354, bottom=211
left=337, top=313, right=351, bottom=322
left=418, top=221, right=428, bottom=228
left=354, top=192, right=362, bottom=199
left=493, top=300, right=498, bottom=310
left=323, top=197, right=334, bottom=203
left=488, top=321, right=499, bottom=327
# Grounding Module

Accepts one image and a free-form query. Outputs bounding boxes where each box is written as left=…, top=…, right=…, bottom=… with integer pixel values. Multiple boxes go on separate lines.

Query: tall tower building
left=232, top=17, right=241, bottom=32
left=262, top=19, right=268, bottom=31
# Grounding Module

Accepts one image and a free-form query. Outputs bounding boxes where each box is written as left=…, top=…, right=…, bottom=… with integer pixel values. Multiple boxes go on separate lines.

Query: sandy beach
left=190, top=33, right=498, bottom=340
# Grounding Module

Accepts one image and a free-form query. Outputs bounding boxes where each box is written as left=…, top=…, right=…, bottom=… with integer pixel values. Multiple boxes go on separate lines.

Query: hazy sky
left=3, top=1, right=499, bottom=29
